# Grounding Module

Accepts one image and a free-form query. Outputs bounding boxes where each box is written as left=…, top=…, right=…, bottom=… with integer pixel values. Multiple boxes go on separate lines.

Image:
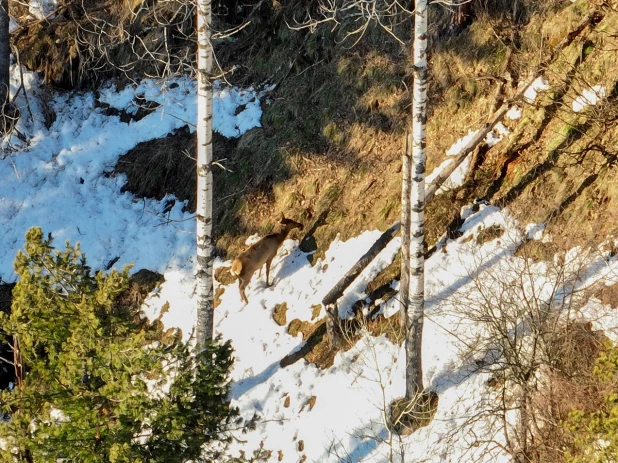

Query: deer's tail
left=230, top=259, right=242, bottom=276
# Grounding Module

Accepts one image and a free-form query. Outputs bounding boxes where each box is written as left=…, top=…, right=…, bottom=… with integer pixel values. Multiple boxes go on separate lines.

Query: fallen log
left=322, top=77, right=540, bottom=341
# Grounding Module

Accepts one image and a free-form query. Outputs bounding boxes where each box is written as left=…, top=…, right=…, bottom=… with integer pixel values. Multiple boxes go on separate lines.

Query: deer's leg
left=265, top=257, right=275, bottom=287
left=238, top=278, right=249, bottom=304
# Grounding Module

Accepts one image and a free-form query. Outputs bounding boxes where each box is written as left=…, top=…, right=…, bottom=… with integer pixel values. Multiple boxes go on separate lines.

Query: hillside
left=2, top=0, right=618, bottom=462
left=96, top=0, right=618, bottom=267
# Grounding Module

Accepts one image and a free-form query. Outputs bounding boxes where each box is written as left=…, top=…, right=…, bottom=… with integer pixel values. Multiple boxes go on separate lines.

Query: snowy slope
left=2, top=64, right=618, bottom=463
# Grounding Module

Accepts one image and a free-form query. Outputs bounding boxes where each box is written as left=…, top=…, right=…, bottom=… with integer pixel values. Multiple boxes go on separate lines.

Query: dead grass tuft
left=389, top=392, right=439, bottom=436
left=273, top=303, right=288, bottom=327
left=533, top=321, right=610, bottom=462
left=475, top=224, right=504, bottom=245
left=366, top=314, right=405, bottom=345
left=214, top=266, right=237, bottom=285
left=593, top=282, right=618, bottom=309
left=514, top=239, right=558, bottom=262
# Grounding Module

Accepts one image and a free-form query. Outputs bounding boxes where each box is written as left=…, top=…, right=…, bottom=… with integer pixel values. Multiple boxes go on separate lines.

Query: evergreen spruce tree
left=0, top=228, right=236, bottom=462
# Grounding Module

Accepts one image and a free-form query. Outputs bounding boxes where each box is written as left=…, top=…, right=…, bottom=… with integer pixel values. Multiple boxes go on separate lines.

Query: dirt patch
left=214, top=287, right=225, bottom=309
left=515, top=239, right=558, bottom=262
left=118, top=269, right=164, bottom=309
left=300, top=396, right=317, bottom=413
left=365, top=257, right=400, bottom=296
left=310, top=304, right=322, bottom=320
left=280, top=319, right=332, bottom=368
left=110, top=126, right=196, bottom=210
left=215, top=266, right=236, bottom=285
left=389, top=392, right=440, bottom=436
left=279, top=313, right=400, bottom=370
left=287, top=318, right=314, bottom=338
left=367, top=314, right=405, bottom=345
left=475, top=224, right=504, bottom=245
left=593, top=282, right=618, bottom=309
left=273, top=302, right=288, bottom=326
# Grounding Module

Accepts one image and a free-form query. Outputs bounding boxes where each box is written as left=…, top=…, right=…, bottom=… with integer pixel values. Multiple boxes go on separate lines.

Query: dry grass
left=532, top=321, right=609, bottom=463
left=389, top=391, right=439, bottom=436
left=100, top=2, right=618, bottom=348
left=273, top=303, right=288, bottom=327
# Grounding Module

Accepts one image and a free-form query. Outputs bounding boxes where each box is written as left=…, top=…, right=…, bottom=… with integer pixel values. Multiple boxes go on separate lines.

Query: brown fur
left=232, top=214, right=303, bottom=304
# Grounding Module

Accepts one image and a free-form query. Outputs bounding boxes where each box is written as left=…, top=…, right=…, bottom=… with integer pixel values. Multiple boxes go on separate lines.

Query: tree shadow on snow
left=269, top=247, right=308, bottom=286
left=230, top=360, right=281, bottom=401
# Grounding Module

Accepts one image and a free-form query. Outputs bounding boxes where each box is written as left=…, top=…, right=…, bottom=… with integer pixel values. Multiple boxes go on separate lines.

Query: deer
left=230, top=214, right=303, bottom=304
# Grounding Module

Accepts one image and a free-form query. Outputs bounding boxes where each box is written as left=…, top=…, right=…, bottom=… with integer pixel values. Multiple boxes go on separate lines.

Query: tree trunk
left=399, top=132, right=411, bottom=328
left=0, top=0, right=10, bottom=109
left=405, top=0, right=428, bottom=402
left=196, top=0, right=214, bottom=347
left=323, top=220, right=402, bottom=342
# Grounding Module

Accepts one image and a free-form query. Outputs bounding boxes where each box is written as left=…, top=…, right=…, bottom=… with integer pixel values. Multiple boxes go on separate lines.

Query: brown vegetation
left=533, top=322, right=610, bottom=462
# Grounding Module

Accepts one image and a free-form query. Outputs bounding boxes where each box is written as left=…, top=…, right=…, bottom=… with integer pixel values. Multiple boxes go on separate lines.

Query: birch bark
left=405, top=0, right=428, bottom=401
left=0, top=0, right=10, bottom=110
left=196, top=0, right=214, bottom=346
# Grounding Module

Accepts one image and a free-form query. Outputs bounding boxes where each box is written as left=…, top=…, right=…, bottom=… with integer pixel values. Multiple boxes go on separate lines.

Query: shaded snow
left=28, top=0, right=57, bottom=19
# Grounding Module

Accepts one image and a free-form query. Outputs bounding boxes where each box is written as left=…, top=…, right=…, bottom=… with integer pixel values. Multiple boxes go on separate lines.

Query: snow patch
left=525, top=223, right=546, bottom=241
left=524, top=76, right=549, bottom=103
left=446, top=129, right=479, bottom=156
left=485, top=122, right=510, bottom=147
left=572, top=85, right=606, bottom=112
left=506, top=105, right=522, bottom=120
left=29, top=0, right=58, bottom=19
left=0, top=67, right=267, bottom=281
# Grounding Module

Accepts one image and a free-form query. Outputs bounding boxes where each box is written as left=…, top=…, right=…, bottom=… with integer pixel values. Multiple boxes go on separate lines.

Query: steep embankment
left=110, top=1, right=618, bottom=273
left=11, top=1, right=616, bottom=266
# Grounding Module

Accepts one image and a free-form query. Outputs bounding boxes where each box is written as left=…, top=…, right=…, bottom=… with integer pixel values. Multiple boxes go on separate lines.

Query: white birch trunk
left=196, top=0, right=214, bottom=347
left=399, top=132, right=411, bottom=328
left=405, top=0, right=428, bottom=401
left=0, top=0, right=10, bottom=109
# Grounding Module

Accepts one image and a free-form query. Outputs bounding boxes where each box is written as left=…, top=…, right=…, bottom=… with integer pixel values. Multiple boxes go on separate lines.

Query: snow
left=424, top=74, right=552, bottom=195
left=425, top=156, right=470, bottom=194
left=1, top=62, right=618, bottom=462
left=445, top=129, right=478, bottom=156
left=8, top=18, right=19, bottom=33
left=426, top=123, right=511, bottom=194
left=524, top=76, right=549, bottom=103
left=485, top=122, right=509, bottom=147
left=0, top=67, right=270, bottom=283
left=572, top=85, right=606, bottom=112
left=506, top=105, right=522, bottom=120
left=28, top=0, right=57, bottom=19
left=525, top=223, right=545, bottom=241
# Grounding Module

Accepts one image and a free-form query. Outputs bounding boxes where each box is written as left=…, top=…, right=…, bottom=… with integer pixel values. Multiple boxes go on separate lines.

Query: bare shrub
left=441, top=237, right=614, bottom=462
